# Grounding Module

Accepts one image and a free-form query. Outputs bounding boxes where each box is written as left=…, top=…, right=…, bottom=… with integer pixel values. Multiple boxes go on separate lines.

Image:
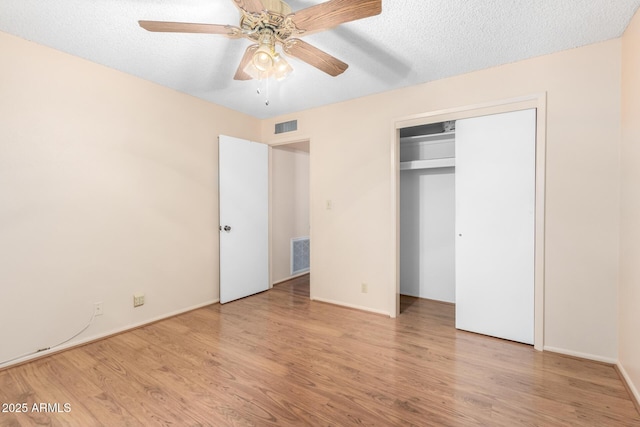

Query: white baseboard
left=543, top=345, right=617, bottom=364
left=0, top=299, right=219, bottom=369
left=310, top=296, right=390, bottom=317
left=617, top=361, right=640, bottom=408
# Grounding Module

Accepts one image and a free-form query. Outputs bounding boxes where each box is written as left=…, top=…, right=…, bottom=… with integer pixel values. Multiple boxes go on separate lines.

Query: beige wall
left=262, top=39, right=622, bottom=360
left=0, top=22, right=631, bottom=371
left=620, top=8, right=640, bottom=403
left=271, top=144, right=310, bottom=282
left=0, top=31, right=260, bottom=366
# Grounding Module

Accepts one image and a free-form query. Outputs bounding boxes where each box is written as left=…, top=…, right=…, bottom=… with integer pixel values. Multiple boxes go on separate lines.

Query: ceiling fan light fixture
left=139, top=0, right=383, bottom=83
left=272, top=53, right=293, bottom=81
left=242, top=60, right=266, bottom=80
left=252, top=44, right=274, bottom=72
left=244, top=46, right=292, bottom=81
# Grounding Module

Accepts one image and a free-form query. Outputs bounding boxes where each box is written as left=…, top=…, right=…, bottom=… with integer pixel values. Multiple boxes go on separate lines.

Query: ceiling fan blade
left=283, top=39, right=348, bottom=77
left=291, top=0, right=381, bottom=33
left=139, top=21, right=242, bottom=37
left=232, top=0, right=265, bottom=14
left=234, top=44, right=259, bottom=80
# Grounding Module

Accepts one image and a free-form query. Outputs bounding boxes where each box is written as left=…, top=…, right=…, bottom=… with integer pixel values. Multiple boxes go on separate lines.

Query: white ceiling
left=2, top=0, right=639, bottom=119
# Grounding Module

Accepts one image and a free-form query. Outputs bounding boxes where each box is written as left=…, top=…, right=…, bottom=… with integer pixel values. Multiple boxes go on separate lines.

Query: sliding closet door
left=455, top=109, right=536, bottom=344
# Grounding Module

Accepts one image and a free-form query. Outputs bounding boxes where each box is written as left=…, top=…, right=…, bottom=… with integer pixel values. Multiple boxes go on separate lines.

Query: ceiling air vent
left=275, top=120, right=298, bottom=134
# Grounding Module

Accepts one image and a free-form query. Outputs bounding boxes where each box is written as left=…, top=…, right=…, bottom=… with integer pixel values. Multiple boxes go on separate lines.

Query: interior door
left=455, top=109, right=536, bottom=344
left=219, top=135, right=269, bottom=304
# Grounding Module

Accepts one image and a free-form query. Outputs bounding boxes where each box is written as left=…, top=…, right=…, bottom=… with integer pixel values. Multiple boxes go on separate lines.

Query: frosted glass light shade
left=252, top=45, right=274, bottom=72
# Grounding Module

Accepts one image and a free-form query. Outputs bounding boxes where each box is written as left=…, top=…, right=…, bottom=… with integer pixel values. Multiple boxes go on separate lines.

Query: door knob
left=223, top=225, right=232, bottom=232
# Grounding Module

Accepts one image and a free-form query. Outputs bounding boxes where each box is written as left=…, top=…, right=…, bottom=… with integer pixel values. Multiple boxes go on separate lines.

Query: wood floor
left=1, top=275, right=638, bottom=426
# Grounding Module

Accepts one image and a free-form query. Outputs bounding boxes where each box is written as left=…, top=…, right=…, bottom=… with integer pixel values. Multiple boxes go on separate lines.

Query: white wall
left=400, top=168, right=455, bottom=302
left=262, top=39, right=622, bottom=361
left=0, top=31, right=260, bottom=366
left=619, top=7, right=640, bottom=404
left=271, top=144, right=310, bottom=283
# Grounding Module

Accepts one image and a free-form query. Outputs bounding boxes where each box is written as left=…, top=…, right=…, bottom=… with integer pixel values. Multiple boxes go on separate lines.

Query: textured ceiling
left=2, top=0, right=639, bottom=119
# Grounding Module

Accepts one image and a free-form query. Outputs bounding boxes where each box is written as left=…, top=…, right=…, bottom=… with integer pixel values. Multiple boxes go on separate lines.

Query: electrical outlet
left=133, top=293, right=145, bottom=307
left=94, top=302, right=104, bottom=316
left=361, top=283, right=368, bottom=293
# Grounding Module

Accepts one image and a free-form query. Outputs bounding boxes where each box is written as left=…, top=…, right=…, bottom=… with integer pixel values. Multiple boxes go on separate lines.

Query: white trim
left=311, top=296, right=391, bottom=317
left=272, top=271, right=310, bottom=286
left=391, top=125, right=400, bottom=318
left=267, top=135, right=312, bottom=147
left=0, top=299, right=219, bottom=369
left=393, top=93, right=546, bottom=126
left=543, top=346, right=617, bottom=364
left=617, top=362, right=640, bottom=406
left=268, top=145, right=273, bottom=288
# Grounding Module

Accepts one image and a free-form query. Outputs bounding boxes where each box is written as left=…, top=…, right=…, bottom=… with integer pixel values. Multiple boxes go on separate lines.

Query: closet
left=399, top=109, right=536, bottom=345
left=399, top=122, right=456, bottom=303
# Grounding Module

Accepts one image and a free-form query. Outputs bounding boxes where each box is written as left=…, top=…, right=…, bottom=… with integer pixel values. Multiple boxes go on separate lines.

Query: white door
left=455, top=109, right=536, bottom=344
left=219, top=135, right=269, bottom=304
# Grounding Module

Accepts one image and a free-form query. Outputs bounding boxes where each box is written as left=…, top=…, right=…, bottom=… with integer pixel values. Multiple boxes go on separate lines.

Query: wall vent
left=275, top=120, right=298, bottom=134
left=291, top=236, right=310, bottom=275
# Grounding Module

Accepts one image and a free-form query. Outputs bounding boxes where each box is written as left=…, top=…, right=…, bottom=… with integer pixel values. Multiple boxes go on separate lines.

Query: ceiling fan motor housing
left=240, top=0, right=298, bottom=44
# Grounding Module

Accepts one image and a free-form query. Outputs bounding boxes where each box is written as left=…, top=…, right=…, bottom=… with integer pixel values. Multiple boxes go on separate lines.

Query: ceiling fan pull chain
left=255, top=78, right=269, bottom=106
left=265, top=77, right=270, bottom=106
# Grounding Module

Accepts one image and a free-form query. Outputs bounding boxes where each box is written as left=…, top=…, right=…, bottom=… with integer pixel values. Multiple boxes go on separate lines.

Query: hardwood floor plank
left=1, top=275, right=638, bottom=426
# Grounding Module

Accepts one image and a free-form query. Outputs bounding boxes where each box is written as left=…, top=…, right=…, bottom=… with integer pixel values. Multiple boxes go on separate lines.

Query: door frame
left=389, top=93, right=547, bottom=351
left=268, top=138, right=312, bottom=293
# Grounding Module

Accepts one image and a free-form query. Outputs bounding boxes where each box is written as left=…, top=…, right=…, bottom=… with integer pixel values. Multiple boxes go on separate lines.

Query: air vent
left=291, top=236, right=310, bottom=275
left=275, top=120, right=298, bottom=134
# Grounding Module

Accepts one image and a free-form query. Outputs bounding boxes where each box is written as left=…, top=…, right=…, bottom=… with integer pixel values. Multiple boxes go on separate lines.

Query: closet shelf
left=400, top=157, right=455, bottom=171
left=400, top=131, right=455, bottom=144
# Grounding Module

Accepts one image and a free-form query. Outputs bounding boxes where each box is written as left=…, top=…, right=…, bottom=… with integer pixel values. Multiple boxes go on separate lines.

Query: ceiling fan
left=139, top=0, right=382, bottom=81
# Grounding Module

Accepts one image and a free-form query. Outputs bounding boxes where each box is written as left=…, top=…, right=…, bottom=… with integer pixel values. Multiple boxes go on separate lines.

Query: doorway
left=391, top=95, right=547, bottom=350
left=270, top=140, right=311, bottom=286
